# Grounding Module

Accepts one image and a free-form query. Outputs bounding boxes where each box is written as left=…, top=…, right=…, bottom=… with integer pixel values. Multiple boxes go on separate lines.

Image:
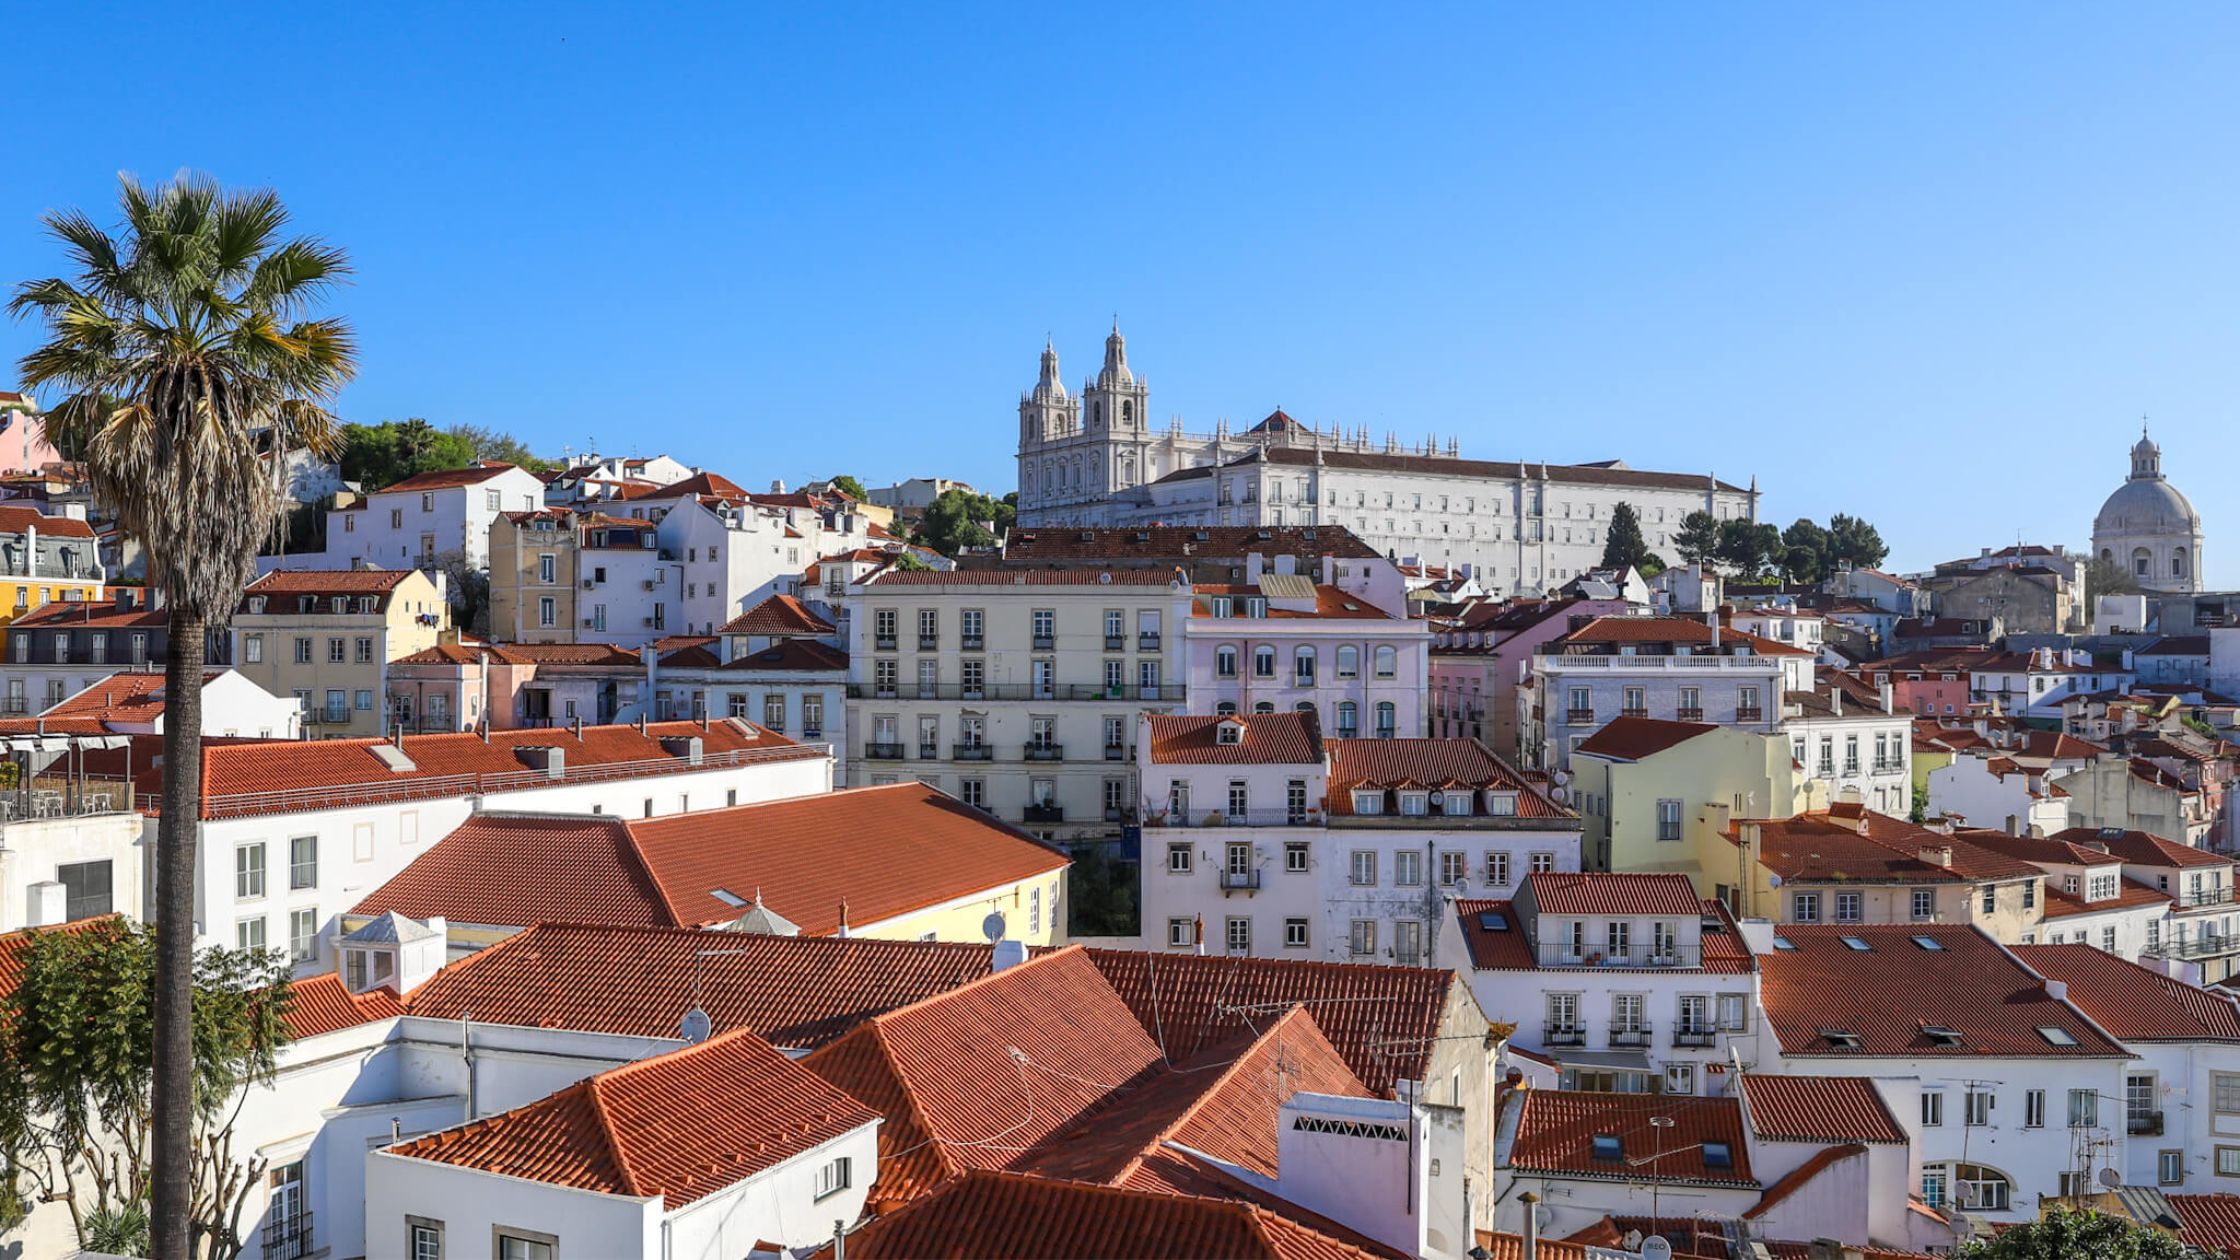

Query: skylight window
left=1477, top=912, right=1509, bottom=932
left=1590, top=1134, right=1622, bottom=1162
left=1922, top=1025, right=1964, bottom=1048
left=1840, top=936, right=1872, bottom=951
left=1820, top=1029, right=1862, bottom=1050
left=1702, top=1141, right=1733, bottom=1170
left=1911, top=935, right=1946, bottom=951
left=1772, top=937, right=1798, bottom=951
left=710, top=889, right=748, bottom=908
left=2037, top=1026, right=2079, bottom=1047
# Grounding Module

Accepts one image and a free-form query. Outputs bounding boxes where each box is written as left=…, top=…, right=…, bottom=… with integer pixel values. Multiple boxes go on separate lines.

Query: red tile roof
left=812, top=1170, right=1393, bottom=1260
left=1759, top=925, right=2125, bottom=1057
left=2167, top=1194, right=2240, bottom=1257
left=719, top=594, right=834, bottom=636
left=163, top=718, right=811, bottom=819
left=1454, top=897, right=1756, bottom=975
left=402, top=922, right=998, bottom=1048
left=659, top=470, right=749, bottom=499
left=1744, top=1143, right=1870, bottom=1222
left=1524, top=871, right=1701, bottom=916
left=354, top=785, right=1066, bottom=935
left=282, top=973, right=406, bottom=1039
left=868, top=567, right=1181, bottom=587
left=0, top=505, right=96, bottom=538
left=2052, top=826, right=2229, bottom=869
left=242, top=568, right=415, bottom=598
left=377, top=463, right=520, bottom=492
left=393, top=1027, right=879, bottom=1205
left=718, top=639, right=849, bottom=672
left=1076, top=947, right=1462, bottom=1097
left=1327, top=738, right=1570, bottom=817
left=2015, top=943, right=2240, bottom=1042
left=1509, top=1091, right=1756, bottom=1187
left=1190, top=584, right=1395, bottom=620
left=1739, top=1075, right=1907, bottom=1144
left=1957, top=830, right=2125, bottom=868
left=7, top=596, right=164, bottom=628
left=2038, top=879, right=2171, bottom=920
left=1146, top=713, right=1323, bottom=765
left=0, top=916, right=118, bottom=997
left=1556, top=616, right=1810, bottom=657
left=1573, top=716, right=1721, bottom=761
left=1742, top=813, right=2043, bottom=884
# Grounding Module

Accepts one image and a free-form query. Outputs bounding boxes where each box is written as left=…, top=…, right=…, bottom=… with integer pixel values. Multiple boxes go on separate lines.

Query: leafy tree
left=337, top=418, right=476, bottom=490
left=448, top=423, right=558, bottom=473
left=2, top=918, right=294, bottom=1259
left=1952, top=1208, right=2186, bottom=1258
left=10, top=173, right=352, bottom=1257
left=1715, top=519, right=1784, bottom=579
left=1065, top=842, right=1140, bottom=936
left=825, top=474, right=868, bottom=500
left=889, top=550, right=934, bottom=572
left=433, top=549, right=489, bottom=637
left=1598, top=502, right=1653, bottom=573
left=2086, top=553, right=2142, bottom=603
left=912, top=488, right=1007, bottom=556
left=1825, top=512, right=1889, bottom=570
left=1672, top=510, right=1721, bottom=566
left=1779, top=519, right=1830, bottom=583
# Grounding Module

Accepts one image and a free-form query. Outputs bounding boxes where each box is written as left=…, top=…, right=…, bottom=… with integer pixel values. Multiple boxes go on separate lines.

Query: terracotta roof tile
left=355, top=785, right=1067, bottom=936
left=1190, top=584, right=1395, bottom=620
left=401, top=922, right=998, bottom=1049
left=7, top=596, right=164, bottom=629
left=0, top=505, right=96, bottom=538
left=813, top=1170, right=1392, bottom=1260
left=2014, top=943, right=2240, bottom=1041
left=2168, top=1194, right=2240, bottom=1256
left=719, top=594, right=835, bottom=636
left=1510, top=1091, right=1756, bottom=1187
left=716, top=639, right=849, bottom=672
left=1743, top=813, right=2043, bottom=884
left=2052, top=826, right=2229, bottom=869
left=243, top=568, right=414, bottom=597
left=1328, top=739, right=1569, bottom=817
left=2038, top=879, right=2171, bottom=920
left=377, top=463, right=519, bottom=492
left=0, top=916, right=118, bottom=997
left=1573, top=716, right=1721, bottom=761
left=1739, top=1075, right=1907, bottom=1144
left=1744, top=1142, right=1870, bottom=1221
left=1525, top=871, right=1701, bottom=917
left=1760, top=925, right=2125, bottom=1057
left=281, top=973, right=406, bottom=1039
left=1451, top=900, right=1535, bottom=970
left=1556, top=616, right=1811, bottom=657
left=1146, top=713, right=1323, bottom=765
left=393, top=1027, right=878, bottom=1205
left=868, top=567, right=1181, bottom=587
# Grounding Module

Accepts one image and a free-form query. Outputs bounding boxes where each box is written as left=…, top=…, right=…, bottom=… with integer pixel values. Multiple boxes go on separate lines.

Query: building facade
left=232, top=569, right=449, bottom=736
left=2093, top=430, right=2206, bottom=594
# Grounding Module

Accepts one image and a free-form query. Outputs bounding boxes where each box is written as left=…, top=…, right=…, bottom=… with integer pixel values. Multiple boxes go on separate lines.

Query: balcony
left=1220, top=870, right=1262, bottom=893
left=1104, top=743, right=1128, bottom=761
left=863, top=742, right=906, bottom=760
left=2146, top=936, right=2240, bottom=960
left=1023, top=743, right=1065, bottom=762
left=1143, top=809, right=1318, bottom=828
left=1676, top=707, right=1704, bottom=722
left=961, top=635, right=984, bottom=651
left=1608, top=1025, right=1653, bottom=1049
left=1024, top=803, right=1065, bottom=824
left=846, top=682, right=1189, bottom=703
left=1032, top=634, right=1055, bottom=650
left=1735, top=706, right=1764, bottom=722
left=874, top=634, right=897, bottom=651
left=1565, top=708, right=1596, bottom=725
left=1536, top=943, right=1700, bottom=969
left=0, top=698, right=26, bottom=715
left=1105, top=634, right=1127, bottom=651
left=2182, top=887, right=2237, bottom=908
left=918, top=634, right=939, bottom=651
left=1545, top=654, right=1782, bottom=672
left=1544, top=1027, right=1587, bottom=1048
left=1620, top=706, right=1649, bottom=719
left=952, top=743, right=993, bottom=761
left=2129, top=1111, right=2165, bottom=1137
left=263, top=1210, right=313, bottom=1260
left=1672, top=1027, right=1717, bottom=1049
left=916, top=744, right=939, bottom=760
left=1139, top=632, right=1162, bottom=651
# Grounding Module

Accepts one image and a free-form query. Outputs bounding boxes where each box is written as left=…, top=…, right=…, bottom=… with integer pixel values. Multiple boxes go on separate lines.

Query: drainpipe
left=460, top=1012, right=476, bottom=1121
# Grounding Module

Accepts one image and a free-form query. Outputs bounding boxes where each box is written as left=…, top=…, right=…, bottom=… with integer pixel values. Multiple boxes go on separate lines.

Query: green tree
left=1715, top=519, right=1784, bottom=579
left=1825, top=512, right=1889, bottom=570
left=1952, top=1208, right=2186, bottom=1258
left=448, top=422, right=558, bottom=473
left=10, top=174, right=353, bottom=1258
left=1673, top=510, right=1721, bottom=566
left=337, top=418, right=476, bottom=490
left=889, top=550, right=934, bottom=572
left=2, top=919, right=294, bottom=1259
left=2086, top=553, right=2142, bottom=604
left=1598, top=502, right=1653, bottom=573
left=1780, top=518, right=1831, bottom=582
left=912, top=487, right=1006, bottom=556
left=825, top=474, right=868, bottom=500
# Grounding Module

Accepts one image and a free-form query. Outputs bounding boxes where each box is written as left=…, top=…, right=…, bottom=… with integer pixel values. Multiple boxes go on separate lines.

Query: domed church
left=2092, top=429, right=2204, bottom=592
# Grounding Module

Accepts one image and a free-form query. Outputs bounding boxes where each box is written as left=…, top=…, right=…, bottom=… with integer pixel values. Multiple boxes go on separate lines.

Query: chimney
left=836, top=899, right=850, bottom=938
left=1518, top=1191, right=1540, bottom=1260
left=1831, top=688, right=1842, bottom=717
left=1918, top=844, right=1953, bottom=868
left=516, top=745, right=566, bottom=779
left=25, top=881, right=65, bottom=928
left=1879, top=680, right=1894, bottom=712
left=2044, top=978, right=2068, bottom=1001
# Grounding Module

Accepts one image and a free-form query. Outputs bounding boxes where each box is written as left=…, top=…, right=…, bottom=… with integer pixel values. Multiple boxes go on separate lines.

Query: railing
left=1138, top=632, right=1162, bottom=651
left=1023, top=744, right=1064, bottom=762
left=1220, top=870, right=1262, bottom=892
left=961, top=635, right=984, bottom=651
left=1735, top=706, right=1764, bottom=721
left=1142, top=809, right=1318, bottom=828
left=1536, top=944, right=1701, bottom=969
left=2182, top=887, right=2236, bottom=908
left=1032, top=634, right=1055, bottom=650
left=874, top=634, right=897, bottom=650
left=0, top=698, right=26, bottom=715
left=2130, top=1111, right=2165, bottom=1137
left=1565, top=709, right=1595, bottom=724
left=1105, top=635, right=1127, bottom=651
left=1024, top=803, right=1064, bottom=824
left=1676, top=707, right=1704, bottom=722
left=1620, top=706, right=1648, bottom=719
left=916, top=744, right=939, bottom=760
left=2145, top=936, right=2240, bottom=960
left=862, top=742, right=906, bottom=760
left=1544, top=655, right=1780, bottom=672
left=1672, top=1027, right=1718, bottom=1049
left=1608, top=1025, right=1653, bottom=1049
left=1104, top=744, right=1128, bottom=761
left=952, top=744, right=993, bottom=761
left=263, top=1210, right=312, bottom=1260
left=846, top=682, right=1188, bottom=702
left=918, top=635, right=939, bottom=651
left=146, top=743, right=826, bottom=819
left=1544, top=1027, right=1587, bottom=1048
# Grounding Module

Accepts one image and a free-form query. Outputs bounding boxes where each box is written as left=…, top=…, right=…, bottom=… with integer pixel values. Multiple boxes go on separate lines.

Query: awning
left=1546, top=1049, right=1655, bottom=1073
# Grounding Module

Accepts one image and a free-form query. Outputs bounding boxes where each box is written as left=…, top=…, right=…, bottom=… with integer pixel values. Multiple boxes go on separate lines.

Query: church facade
left=2092, top=431, right=2204, bottom=594
left=1014, top=327, right=1759, bottom=596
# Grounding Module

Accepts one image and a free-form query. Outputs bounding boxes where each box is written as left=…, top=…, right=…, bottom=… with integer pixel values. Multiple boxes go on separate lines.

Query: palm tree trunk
left=150, top=610, right=206, bottom=1259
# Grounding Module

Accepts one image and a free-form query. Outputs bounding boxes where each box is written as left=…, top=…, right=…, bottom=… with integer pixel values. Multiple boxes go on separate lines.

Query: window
left=537, top=596, right=555, bottom=627
left=2025, top=1089, right=2046, bottom=1128
left=1349, top=919, right=1377, bottom=956
left=1284, top=918, right=1309, bottom=948
left=1912, top=888, right=1935, bottom=920
left=1835, top=891, right=1863, bottom=923
left=2215, top=1073, right=2240, bottom=1116
left=1530, top=851, right=1556, bottom=874
left=294, top=636, right=313, bottom=664
left=1439, top=851, right=1467, bottom=887
left=2223, top=1148, right=2240, bottom=1178
left=1981, top=885, right=1996, bottom=915
left=236, top=917, right=266, bottom=952
left=289, top=835, right=317, bottom=890
left=1336, top=645, right=1359, bottom=678
left=1373, top=645, right=1397, bottom=678
left=407, top=1218, right=444, bottom=1260
left=496, top=1232, right=556, bottom=1260
left=1921, top=1091, right=1944, bottom=1127
left=1285, top=842, right=1309, bottom=873
left=1374, top=701, right=1396, bottom=739
left=1793, top=892, right=1821, bottom=923
left=1336, top=701, right=1359, bottom=738
left=1349, top=851, right=1376, bottom=886
left=58, top=860, right=112, bottom=921
left=1655, top=798, right=1683, bottom=841
left=1966, top=1089, right=1992, bottom=1127
left=1395, top=850, right=1422, bottom=886
left=2161, top=1150, right=2185, bottom=1186
left=289, top=909, right=318, bottom=962
left=1716, top=993, right=1747, bottom=1031
left=236, top=843, right=267, bottom=899
left=1167, top=843, right=1192, bottom=874
left=2068, top=1089, right=2099, bottom=1128
left=1168, top=918, right=1194, bottom=947
left=1225, top=916, right=1252, bottom=954
left=1486, top=851, right=1511, bottom=886
left=1216, top=645, right=1238, bottom=678
left=1031, top=608, right=1055, bottom=645
left=1294, top=647, right=1315, bottom=685
left=1949, top=1163, right=2011, bottom=1211
left=1253, top=645, right=1276, bottom=678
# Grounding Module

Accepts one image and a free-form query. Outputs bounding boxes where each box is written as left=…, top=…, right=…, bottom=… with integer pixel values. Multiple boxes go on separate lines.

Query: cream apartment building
left=232, top=570, right=448, bottom=737
left=845, top=567, right=1191, bottom=842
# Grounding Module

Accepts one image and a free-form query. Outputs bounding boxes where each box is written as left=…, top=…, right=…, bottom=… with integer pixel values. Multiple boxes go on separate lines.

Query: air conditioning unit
left=643, top=580, right=658, bottom=590
left=580, top=618, right=596, bottom=629
left=642, top=617, right=656, bottom=627
left=581, top=579, right=595, bottom=589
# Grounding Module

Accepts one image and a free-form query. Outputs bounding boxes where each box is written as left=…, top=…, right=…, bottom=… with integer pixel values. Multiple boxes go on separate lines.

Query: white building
left=1926, top=749, right=2073, bottom=836
left=1136, top=713, right=1580, bottom=965
left=1013, top=329, right=1759, bottom=596
left=315, top=463, right=548, bottom=572
left=1181, top=571, right=1428, bottom=738
left=1779, top=673, right=1912, bottom=818
left=648, top=593, right=848, bottom=774
left=1968, top=647, right=2136, bottom=722
left=1524, top=615, right=1812, bottom=772
left=2092, top=430, right=2206, bottom=594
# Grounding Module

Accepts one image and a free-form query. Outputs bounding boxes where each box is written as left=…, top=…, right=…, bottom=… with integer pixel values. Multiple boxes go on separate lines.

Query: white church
left=1014, top=326, right=1760, bottom=596
left=2092, top=429, right=2205, bottom=593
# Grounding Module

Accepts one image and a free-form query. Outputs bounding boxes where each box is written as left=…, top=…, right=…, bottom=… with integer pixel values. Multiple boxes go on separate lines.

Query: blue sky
left=5, top=4, right=2239, bottom=581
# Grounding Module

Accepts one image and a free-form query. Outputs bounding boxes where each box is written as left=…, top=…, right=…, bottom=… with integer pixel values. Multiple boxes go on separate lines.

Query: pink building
left=0, top=394, right=61, bottom=475
left=1430, top=596, right=1629, bottom=759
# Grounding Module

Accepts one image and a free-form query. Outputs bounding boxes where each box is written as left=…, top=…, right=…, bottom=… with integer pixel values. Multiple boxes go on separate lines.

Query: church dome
left=2095, top=475, right=2200, bottom=537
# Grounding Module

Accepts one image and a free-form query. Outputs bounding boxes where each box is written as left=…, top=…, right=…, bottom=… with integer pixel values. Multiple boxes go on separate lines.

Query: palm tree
left=10, top=174, right=353, bottom=1259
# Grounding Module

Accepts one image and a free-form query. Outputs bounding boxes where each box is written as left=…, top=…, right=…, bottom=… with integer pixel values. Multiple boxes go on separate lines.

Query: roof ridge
left=1743, top=1141, right=1865, bottom=1219
left=1120, top=1004, right=1322, bottom=1184
left=583, top=1068, right=648, bottom=1198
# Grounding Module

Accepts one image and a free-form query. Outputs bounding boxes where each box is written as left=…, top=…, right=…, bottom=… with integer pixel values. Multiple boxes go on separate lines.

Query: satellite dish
left=1548, top=786, right=1571, bottom=805
left=1552, top=769, right=1572, bottom=786
left=982, top=911, right=1008, bottom=943
left=2099, top=1167, right=2123, bottom=1189
left=1640, top=1238, right=1673, bottom=1260
left=679, top=1006, right=712, bottom=1045
left=1767, top=873, right=1784, bottom=889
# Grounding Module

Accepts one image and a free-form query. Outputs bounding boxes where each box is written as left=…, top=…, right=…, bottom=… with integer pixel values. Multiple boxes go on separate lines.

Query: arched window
left=1122, top=400, right=1133, bottom=426
left=1937, top=1162, right=2012, bottom=1212
left=1253, top=645, right=1277, bottom=678
left=2175, top=547, right=2190, bottom=577
left=1295, top=700, right=1318, bottom=716
left=1373, top=645, right=1398, bottom=678
left=1336, top=701, right=1359, bottom=738
left=1336, top=646, right=1360, bottom=679
left=1092, top=401, right=1102, bottom=427
left=1215, top=645, right=1239, bottom=679
left=1216, top=701, right=1238, bottom=716
left=2100, top=548, right=2113, bottom=564
left=2133, top=547, right=2153, bottom=577
left=1294, top=646, right=1317, bottom=685
left=1253, top=701, right=1275, bottom=714
left=1375, top=702, right=1397, bottom=738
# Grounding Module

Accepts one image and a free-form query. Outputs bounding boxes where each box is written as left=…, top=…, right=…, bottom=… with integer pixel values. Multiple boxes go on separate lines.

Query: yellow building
left=487, top=508, right=581, bottom=644
left=1568, top=716, right=1820, bottom=880
left=0, top=506, right=103, bottom=624
left=1722, top=809, right=2047, bottom=943
left=231, top=568, right=448, bottom=737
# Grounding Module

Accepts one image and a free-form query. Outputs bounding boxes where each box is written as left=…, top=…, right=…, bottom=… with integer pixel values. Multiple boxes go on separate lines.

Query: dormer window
left=1216, top=721, right=1243, bottom=746
left=343, top=945, right=396, bottom=994
left=1821, top=1029, right=1862, bottom=1050
left=298, top=596, right=315, bottom=614
left=1438, top=790, right=1473, bottom=817
left=1245, top=596, right=1267, bottom=618
left=1399, top=792, right=1429, bottom=817
left=1486, top=792, right=1518, bottom=817
left=1352, top=790, right=1384, bottom=815
left=247, top=597, right=266, bottom=614
left=1923, top=1025, right=1963, bottom=1048
left=1211, top=596, right=1233, bottom=618
left=330, top=596, right=347, bottom=614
